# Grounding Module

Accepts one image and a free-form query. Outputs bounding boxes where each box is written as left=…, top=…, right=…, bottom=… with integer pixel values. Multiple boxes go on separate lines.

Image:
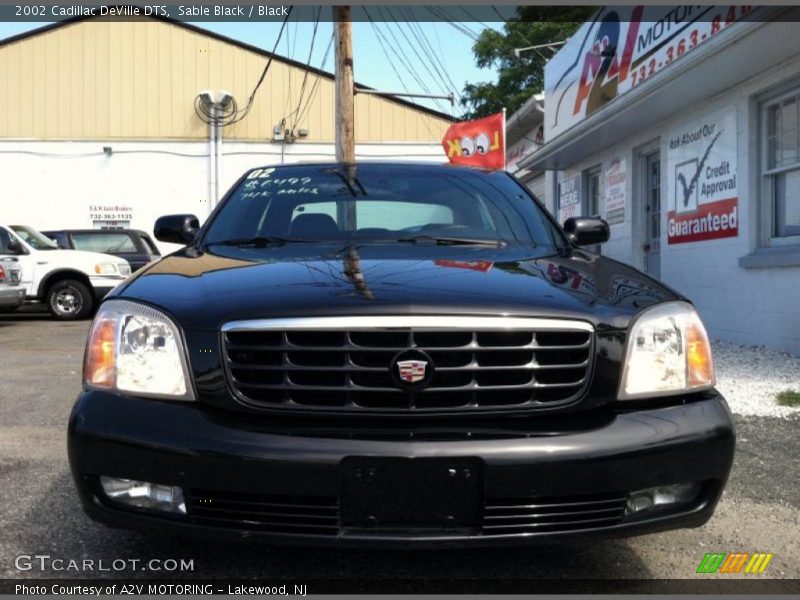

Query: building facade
left=520, top=6, right=800, bottom=354
left=0, top=16, right=451, bottom=249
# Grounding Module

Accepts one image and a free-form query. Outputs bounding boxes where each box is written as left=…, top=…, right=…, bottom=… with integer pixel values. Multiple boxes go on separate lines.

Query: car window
left=10, top=225, right=58, bottom=250
left=71, top=232, right=137, bottom=253
left=139, top=235, right=161, bottom=256
left=290, top=201, right=455, bottom=231
left=0, top=228, right=15, bottom=253
left=204, top=165, right=564, bottom=247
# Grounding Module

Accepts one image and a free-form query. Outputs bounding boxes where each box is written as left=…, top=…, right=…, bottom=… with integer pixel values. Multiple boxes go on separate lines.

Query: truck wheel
left=47, top=280, right=94, bottom=320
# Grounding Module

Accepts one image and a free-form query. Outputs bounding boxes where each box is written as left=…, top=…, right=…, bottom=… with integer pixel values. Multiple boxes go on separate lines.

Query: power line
left=400, top=14, right=463, bottom=106
left=425, top=7, right=481, bottom=42
left=293, top=30, right=335, bottom=129
left=457, top=7, right=494, bottom=32
left=219, top=7, right=293, bottom=127
left=375, top=6, right=451, bottom=114
left=285, top=6, right=321, bottom=131
left=280, top=9, right=299, bottom=123
left=364, top=7, right=446, bottom=138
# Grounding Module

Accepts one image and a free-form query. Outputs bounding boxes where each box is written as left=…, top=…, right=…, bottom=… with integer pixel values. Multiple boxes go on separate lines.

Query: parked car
left=0, top=225, right=131, bottom=320
left=43, top=229, right=161, bottom=272
left=68, top=162, right=734, bottom=547
left=0, top=257, right=25, bottom=311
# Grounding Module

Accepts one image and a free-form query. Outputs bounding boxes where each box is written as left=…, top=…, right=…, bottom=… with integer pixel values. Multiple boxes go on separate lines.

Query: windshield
left=10, top=225, right=59, bottom=250
left=202, top=165, right=564, bottom=248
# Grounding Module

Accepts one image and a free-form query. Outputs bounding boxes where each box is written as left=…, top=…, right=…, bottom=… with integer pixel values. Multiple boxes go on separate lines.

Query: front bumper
left=88, top=276, right=126, bottom=300
left=68, top=391, right=735, bottom=547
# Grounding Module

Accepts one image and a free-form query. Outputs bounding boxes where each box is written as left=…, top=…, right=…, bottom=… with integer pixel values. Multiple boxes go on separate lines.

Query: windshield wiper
left=205, top=236, right=313, bottom=248
left=395, top=235, right=506, bottom=247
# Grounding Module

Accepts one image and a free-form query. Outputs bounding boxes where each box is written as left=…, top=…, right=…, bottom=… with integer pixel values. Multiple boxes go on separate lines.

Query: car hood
left=111, top=244, right=680, bottom=331
left=39, top=248, right=130, bottom=267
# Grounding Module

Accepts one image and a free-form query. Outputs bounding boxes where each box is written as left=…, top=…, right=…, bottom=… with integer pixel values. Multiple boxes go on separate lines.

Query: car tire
left=47, top=280, right=94, bottom=320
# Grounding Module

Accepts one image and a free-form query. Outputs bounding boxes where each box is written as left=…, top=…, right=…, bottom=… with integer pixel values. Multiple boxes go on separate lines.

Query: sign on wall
left=604, top=157, right=626, bottom=225
left=666, top=108, right=738, bottom=244
left=507, top=125, right=544, bottom=173
left=544, top=6, right=753, bottom=139
left=557, top=174, right=581, bottom=223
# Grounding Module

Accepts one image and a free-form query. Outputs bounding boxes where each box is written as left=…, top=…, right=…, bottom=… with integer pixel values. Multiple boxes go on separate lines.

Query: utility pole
left=334, top=6, right=355, bottom=164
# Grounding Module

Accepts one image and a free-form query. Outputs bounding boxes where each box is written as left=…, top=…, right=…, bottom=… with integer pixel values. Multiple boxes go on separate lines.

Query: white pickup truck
left=0, top=225, right=131, bottom=320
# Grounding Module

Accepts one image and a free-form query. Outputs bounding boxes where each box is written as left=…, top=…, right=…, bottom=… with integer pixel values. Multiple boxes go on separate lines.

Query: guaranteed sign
left=666, top=108, right=738, bottom=244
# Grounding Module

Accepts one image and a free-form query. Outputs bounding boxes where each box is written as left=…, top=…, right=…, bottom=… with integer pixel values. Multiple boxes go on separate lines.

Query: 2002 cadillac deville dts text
left=67, top=162, right=735, bottom=547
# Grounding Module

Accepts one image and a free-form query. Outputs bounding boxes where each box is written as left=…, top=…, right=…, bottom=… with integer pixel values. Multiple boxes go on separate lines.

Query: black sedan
left=68, top=162, right=734, bottom=547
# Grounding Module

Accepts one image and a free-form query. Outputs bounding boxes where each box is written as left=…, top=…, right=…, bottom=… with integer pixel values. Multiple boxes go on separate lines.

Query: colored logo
left=696, top=552, right=774, bottom=575
left=397, top=360, right=428, bottom=384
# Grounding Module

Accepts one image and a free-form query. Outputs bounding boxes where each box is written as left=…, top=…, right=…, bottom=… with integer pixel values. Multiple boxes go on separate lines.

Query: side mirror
left=154, top=214, right=200, bottom=245
left=6, top=238, right=24, bottom=254
left=563, top=217, right=610, bottom=246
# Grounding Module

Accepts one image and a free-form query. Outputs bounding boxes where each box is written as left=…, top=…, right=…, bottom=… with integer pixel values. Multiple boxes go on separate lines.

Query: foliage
left=776, top=389, right=800, bottom=407
left=460, top=7, right=594, bottom=119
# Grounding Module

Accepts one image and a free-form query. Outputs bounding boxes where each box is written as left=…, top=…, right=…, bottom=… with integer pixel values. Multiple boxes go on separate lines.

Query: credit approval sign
left=666, top=108, right=738, bottom=244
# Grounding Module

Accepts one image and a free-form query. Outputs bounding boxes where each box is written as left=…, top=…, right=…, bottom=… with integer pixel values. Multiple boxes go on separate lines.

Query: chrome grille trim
left=222, top=316, right=594, bottom=332
left=221, top=316, right=595, bottom=414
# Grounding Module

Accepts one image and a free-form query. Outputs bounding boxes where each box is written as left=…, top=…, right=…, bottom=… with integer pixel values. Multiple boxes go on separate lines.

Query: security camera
left=198, top=90, right=214, bottom=108
left=217, top=90, right=234, bottom=109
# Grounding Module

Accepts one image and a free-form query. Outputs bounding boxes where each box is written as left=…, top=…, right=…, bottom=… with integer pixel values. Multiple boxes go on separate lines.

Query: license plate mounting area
left=339, top=456, right=483, bottom=533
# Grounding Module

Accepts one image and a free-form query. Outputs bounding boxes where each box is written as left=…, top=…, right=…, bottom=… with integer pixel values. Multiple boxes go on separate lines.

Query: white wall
left=0, top=139, right=445, bottom=254
left=545, top=54, right=800, bottom=354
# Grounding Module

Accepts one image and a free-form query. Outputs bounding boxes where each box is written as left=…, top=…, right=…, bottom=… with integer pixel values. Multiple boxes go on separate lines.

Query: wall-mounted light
left=103, top=146, right=113, bottom=157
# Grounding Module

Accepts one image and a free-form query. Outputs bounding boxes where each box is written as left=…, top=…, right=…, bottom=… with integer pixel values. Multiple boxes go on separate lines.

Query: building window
left=764, top=89, right=800, bottom=241
left=583, top=166, right=601, bottom=217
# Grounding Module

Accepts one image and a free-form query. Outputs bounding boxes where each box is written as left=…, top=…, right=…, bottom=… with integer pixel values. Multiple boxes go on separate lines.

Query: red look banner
left=441, top=112, right=506, bottom=170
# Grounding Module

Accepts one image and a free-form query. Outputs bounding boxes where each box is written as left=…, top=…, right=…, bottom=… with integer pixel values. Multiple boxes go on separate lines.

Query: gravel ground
left=0, top=310, right=798, bottom=591
left=713, top=341, right=800, bottom=418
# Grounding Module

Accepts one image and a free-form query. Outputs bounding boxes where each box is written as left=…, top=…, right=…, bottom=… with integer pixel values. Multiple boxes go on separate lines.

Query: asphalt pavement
left=1, top=308, right=798, bottom=592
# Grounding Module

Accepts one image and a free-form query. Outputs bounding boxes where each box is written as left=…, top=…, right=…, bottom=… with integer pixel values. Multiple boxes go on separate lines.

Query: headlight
left=618, top=301, right=714, bottom=400
left=84, top=300, right=194, bottom=400
left=94, top=262, right=118, bottom=275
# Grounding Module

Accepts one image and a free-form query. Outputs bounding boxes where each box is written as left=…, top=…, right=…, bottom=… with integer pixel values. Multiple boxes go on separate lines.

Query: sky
left=0, top=18, right=503, bottom=114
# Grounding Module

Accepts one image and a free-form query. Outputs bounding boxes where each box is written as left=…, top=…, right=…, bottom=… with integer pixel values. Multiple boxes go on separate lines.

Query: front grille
left=222, top=316, right=594, bottom=414
left=184, top=489, right=625, bottom=538
left=482, top=492, right=627, bottom=536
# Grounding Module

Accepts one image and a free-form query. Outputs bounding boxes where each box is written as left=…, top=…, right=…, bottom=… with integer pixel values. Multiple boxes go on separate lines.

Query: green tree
left=461, top=7, right=594, bottom=119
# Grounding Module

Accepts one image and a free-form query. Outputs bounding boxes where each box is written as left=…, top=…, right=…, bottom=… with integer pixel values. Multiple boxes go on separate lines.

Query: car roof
left=41, top=229, right=150, bottom=236
left=245, top=161, right=501, bottom=175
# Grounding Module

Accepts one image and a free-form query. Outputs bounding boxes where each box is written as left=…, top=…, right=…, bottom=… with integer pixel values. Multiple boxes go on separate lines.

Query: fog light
left=100, top=477, right=186, bottom=514
left=625, top=482, right=701, bottom=516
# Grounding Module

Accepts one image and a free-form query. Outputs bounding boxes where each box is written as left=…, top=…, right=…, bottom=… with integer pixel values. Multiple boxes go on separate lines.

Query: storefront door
left=644, top=152, right=661, bottom=278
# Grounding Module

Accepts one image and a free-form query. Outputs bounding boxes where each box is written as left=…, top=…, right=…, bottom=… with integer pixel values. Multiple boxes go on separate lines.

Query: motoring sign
left=666, top=108, right=738, bottom=244
left=544, top=5, right=752, bottom=139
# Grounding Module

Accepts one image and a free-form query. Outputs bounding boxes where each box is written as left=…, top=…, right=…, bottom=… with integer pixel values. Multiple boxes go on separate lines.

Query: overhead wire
left=203, top=6, right=293, bottom=127
left=399, top=10, right=463, bottom=106
left=293, top=30, right=335, bottom=130
left=363, top=7, right=446, bottom=139
left=284, top=6, right=321, bottom=132
left=375, top=6, right=451, bottom=114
